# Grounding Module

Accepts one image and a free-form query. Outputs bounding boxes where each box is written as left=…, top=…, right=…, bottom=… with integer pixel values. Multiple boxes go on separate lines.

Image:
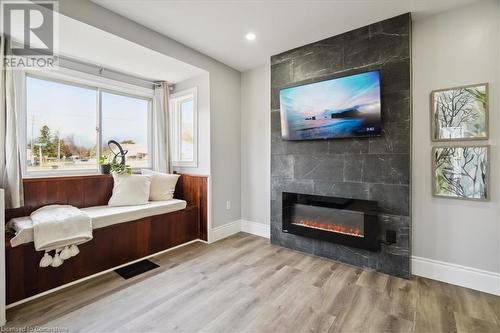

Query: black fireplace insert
left=282, top=192, right=379, bottom=251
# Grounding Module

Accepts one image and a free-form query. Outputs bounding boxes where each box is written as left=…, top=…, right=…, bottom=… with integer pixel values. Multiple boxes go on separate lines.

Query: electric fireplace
left=282, top=192, right=379, bottom=251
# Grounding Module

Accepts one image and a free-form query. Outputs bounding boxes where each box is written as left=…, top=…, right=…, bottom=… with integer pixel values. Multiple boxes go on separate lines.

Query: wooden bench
left=4, top=173, right=208, bottom=305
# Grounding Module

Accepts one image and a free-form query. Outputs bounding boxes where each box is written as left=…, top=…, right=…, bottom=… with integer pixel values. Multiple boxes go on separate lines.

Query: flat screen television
left=279, top=70, right=382, bottom=140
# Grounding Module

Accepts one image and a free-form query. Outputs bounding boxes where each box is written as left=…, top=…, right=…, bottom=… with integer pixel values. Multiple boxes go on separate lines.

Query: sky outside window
left=26, top=76, right=97, bottom=171
left=180, top=99, right=194, bottom=161
left=101, top=92, right=149, bottom=168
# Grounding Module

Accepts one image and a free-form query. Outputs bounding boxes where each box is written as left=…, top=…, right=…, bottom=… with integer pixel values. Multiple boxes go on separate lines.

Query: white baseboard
left=241, top=220, right=270, bottom=239
left=209, top=220, right=242, bottom=243
left=209, top=219, right=270, bottom=243
left=412, top=256, right=500, bottom=296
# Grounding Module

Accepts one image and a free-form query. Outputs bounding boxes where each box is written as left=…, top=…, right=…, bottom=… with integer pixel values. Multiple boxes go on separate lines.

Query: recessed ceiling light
left=245, top=32, right=256, bottom=41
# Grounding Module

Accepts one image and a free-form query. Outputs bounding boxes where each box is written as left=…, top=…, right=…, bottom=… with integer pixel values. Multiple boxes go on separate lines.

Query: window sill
left=22, top=173, right=110, bottom=181
left=172, top=163, right=198, bottom=168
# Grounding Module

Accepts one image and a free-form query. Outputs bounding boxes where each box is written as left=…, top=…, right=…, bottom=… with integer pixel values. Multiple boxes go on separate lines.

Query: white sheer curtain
left=0, top=36, right=24, bottom=208
left=152, top=82, right=171, bottom=173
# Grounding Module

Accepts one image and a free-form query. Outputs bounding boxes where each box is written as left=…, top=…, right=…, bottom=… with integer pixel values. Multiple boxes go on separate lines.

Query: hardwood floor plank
left=414, top=277, right=458, bottom=333
left=329, top=284, right=382, bottom=332
left=200, top=292, right=264, bottom=333
left=298, top=309, right=336, bottom=333
left=450, top=286, right=500, bottom=324
left=454, top=312, right=500, bottom=333
left=356, top=269, right=389, bottom=292
left=6, top=233, right=500, bottom=333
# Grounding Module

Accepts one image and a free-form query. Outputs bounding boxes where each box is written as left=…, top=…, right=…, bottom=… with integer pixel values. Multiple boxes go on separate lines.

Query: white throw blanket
left=31, top=205, right=93, bottom=268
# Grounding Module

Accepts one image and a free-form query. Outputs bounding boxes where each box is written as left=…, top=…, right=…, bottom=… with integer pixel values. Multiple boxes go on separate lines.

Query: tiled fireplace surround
left=270, top=13, right=411, bottom=278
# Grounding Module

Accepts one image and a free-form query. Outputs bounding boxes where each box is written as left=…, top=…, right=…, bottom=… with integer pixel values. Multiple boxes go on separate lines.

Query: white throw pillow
left=108, top=173, right=152, bottom=207
left=141, top=169, right=180, bottom=201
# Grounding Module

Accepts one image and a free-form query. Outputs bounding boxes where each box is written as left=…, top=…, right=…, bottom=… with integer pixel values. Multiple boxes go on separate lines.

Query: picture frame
left=431, top=83, right=489, bottom=141
left=432, top=145, right=489, bottom=201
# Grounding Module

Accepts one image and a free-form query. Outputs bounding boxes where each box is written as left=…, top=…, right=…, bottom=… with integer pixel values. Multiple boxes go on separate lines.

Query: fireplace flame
left=294, top=219, right=363, bottom=237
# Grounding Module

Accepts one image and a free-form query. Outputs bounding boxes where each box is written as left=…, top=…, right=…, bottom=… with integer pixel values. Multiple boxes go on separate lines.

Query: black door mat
left=115, top=259, right=159, bottom=279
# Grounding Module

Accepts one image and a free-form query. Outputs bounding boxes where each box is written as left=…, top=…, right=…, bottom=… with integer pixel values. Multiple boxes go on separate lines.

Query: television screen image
left=279, top=70, right=382, bottom=140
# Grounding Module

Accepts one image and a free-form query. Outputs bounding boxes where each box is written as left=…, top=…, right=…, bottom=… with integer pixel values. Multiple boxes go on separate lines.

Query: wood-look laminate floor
left=6, top=233, right=500, bottom=333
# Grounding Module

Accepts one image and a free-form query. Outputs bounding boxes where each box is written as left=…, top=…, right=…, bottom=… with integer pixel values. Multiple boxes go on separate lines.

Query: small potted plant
left=99, top=155, right=111, bottom=174
left=110, top=156, right=132, bottom=175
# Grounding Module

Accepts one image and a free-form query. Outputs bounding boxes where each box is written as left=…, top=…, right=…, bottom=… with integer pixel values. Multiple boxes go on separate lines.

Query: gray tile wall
left=270, top=13, right=411, bottom=278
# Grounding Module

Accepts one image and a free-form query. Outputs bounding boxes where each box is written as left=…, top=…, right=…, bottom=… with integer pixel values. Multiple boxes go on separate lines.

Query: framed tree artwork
left=431, top=83, right=488, bottom=141
left=432, top=146, right=489, bottom=201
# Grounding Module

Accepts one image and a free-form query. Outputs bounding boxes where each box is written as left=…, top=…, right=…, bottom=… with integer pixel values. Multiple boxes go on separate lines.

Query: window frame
left=21, top=69, right=154, bottom=178
left=169, top=87, right=198, bottom=168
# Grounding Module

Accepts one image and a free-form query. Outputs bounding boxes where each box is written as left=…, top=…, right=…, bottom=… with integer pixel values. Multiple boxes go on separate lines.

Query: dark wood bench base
left=6, top=206, right=199, bottom=305
left=4, top=174, right=208, bottom=305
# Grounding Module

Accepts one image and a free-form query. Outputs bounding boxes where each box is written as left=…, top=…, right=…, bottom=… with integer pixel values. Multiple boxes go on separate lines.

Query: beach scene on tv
left=279, top=70, right=382, bottom=140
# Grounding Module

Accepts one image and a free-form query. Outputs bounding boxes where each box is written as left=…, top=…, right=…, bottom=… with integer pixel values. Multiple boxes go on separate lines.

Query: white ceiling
left=93, top=0, right=479, bottom=71
left=56, top=9, right=205, bottom=83
left=10, top=2, right=206, bottom=83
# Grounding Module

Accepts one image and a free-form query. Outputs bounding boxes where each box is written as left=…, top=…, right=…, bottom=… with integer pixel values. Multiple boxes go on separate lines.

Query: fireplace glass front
left=291, top=203, right=364, bottom=238
left=282, top=192, right=379, bottom=251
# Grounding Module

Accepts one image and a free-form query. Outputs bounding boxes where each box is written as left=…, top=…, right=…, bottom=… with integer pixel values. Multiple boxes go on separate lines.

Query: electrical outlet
left=226, top=201, right=231, bottom=210
left=386, top=230, right=397, bottom=244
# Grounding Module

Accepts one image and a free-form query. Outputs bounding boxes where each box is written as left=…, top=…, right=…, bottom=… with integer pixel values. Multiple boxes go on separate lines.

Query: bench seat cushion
left=7, top=199, right=187, bottom=248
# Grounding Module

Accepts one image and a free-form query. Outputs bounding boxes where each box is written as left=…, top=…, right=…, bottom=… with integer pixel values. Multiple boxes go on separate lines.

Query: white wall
left=241, top=66, right=271, bottom=226
left=209, top=73, right=241, bottom=228
left=413, top=0, right=500, bottom=274
left=173, top=74, right=211, bottom=176
left=59, top=0, right=241, bottom=229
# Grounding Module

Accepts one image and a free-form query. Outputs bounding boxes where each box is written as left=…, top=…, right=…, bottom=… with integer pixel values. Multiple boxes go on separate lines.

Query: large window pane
left=180, top=99, right=194, bottom=161
left=26, top=76, right=98, bottom=172
left=101, top=92, right=150, bottom=169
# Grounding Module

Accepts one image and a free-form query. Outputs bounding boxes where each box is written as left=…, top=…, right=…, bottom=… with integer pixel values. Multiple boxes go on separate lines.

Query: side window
left=170, top=88, right=198, bottom=167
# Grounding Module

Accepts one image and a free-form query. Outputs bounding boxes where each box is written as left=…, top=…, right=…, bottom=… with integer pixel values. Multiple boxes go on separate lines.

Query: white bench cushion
left=7, top=199, right=187, bottom=248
